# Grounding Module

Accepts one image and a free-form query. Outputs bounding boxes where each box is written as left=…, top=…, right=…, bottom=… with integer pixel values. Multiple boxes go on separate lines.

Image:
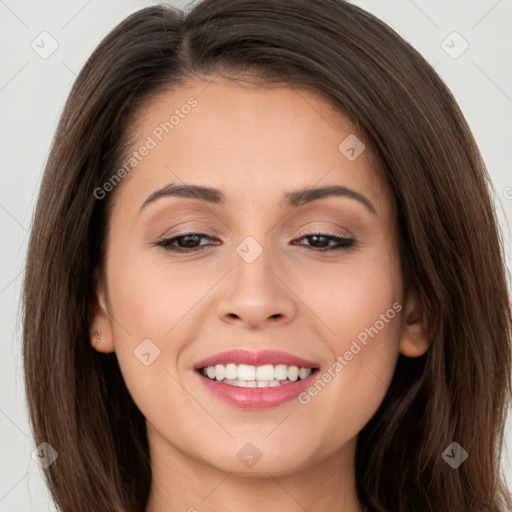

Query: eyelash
left=154, top=230, right=356, bottom=253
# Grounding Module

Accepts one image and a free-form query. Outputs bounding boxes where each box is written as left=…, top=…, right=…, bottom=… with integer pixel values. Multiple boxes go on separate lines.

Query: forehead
left=113, top=76, right=392, bottom=218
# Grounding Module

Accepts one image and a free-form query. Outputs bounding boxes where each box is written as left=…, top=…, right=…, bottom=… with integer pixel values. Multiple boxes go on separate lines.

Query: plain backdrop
left=1, top=0, right=511, bottom=510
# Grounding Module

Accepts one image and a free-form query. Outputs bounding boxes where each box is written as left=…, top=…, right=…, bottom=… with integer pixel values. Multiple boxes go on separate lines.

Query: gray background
left=1, top=0, right=511, bottom=509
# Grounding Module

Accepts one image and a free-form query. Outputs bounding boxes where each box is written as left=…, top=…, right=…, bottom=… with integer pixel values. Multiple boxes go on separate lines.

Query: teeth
left=225, top=363, right=237, bottom=380
left=299, top=367, right=311, bottom=380
left=222, top=378, right=294, bottom=387
left=201, top=363, right=313, bottom=386
left=237, top=364, right=256, bottom=380
left=288, top=366, right=299, bottom=382
left=223, top=379, right=285, bottom=388
left=274, top=364, right=288, bottom=380
left=256, top=364, right=274, bottom=380
left=214, top=364, right=226, bottom=380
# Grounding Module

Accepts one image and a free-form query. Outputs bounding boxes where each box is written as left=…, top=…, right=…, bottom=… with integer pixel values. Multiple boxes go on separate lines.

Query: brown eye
left=292, top=233, right=356, bottom=252
left=155, top=232, right=219, bottom=252
left=154, top=232, right=355, bottom=254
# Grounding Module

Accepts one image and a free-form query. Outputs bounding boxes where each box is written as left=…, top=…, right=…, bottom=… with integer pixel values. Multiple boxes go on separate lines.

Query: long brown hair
left=22, top=1, right=512, bottom=510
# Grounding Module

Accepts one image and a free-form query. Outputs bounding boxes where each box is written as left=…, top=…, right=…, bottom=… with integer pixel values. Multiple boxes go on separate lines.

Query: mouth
left=196, top=363, right=319, bottom=388
left=192, top=349, right=321, bottom=409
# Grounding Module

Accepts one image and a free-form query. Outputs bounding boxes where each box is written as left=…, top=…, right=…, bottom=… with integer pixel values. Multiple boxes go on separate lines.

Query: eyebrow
left=139, top=183, right=377, bottom=216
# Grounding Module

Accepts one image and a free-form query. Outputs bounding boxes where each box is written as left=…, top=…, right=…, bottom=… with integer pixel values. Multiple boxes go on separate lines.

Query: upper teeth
left=202, top=363, right=312, bottom=382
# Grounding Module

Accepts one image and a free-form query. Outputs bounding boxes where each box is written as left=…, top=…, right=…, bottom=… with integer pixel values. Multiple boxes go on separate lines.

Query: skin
left=91, top=76, right=430, bottom=512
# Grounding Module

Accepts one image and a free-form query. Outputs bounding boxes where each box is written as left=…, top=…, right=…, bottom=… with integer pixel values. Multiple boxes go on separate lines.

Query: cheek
left=104, top=253, right=202, bottom=424
left=106, top=226, right=207, bottom=332
left=103, top=240, right=188, bottom=368
left=293, top=255, right=402, bottom=426
left=295, top=249, right=401, bottom=345
left=294, top=315, right=400, bottom=461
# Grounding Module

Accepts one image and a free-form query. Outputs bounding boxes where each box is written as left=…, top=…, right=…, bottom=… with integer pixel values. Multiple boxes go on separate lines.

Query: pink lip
left=194, top=369, right=319, bottom=409
left=192, top=349, right=320, bottom=409
left=193, top=349, right=319, bottom=370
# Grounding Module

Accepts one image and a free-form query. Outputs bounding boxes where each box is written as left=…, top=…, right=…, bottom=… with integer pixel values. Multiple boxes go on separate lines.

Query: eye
left=154, top=232, right=219, bottom=253
left=292, top=232, right=356, bottom=252
left=154, top=231, right=355, bottom=253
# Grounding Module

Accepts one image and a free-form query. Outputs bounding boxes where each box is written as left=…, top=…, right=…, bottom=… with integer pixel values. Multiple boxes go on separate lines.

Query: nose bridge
left=229, top=200, right=277, bottom=277
left=232, top=232, right=277, bottom=297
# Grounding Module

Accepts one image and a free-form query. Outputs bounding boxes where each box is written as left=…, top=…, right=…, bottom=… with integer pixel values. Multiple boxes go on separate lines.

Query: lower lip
left=194, top=370, right=319, bottom=409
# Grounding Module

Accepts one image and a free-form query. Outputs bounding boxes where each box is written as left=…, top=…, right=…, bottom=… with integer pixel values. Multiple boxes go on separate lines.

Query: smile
left=193, top=349, right=320, bottom=408
left=199, top=363, right=314, bottom=387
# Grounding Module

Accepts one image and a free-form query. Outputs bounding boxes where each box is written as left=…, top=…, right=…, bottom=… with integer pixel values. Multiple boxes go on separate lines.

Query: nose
left=216, top=243, right=297, bottom=330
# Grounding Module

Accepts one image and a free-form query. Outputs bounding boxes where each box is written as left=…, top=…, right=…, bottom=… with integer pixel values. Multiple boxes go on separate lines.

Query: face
left=92, top=76, right=429, bottom=478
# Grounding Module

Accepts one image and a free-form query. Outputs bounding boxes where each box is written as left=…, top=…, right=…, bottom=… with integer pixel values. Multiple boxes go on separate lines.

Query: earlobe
left=398, top=292, right=430, bottom=358
left=90, top=272, right=116, bottom=353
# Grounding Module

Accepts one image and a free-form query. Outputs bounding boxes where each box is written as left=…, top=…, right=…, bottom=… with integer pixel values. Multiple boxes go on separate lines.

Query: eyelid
left=157, top=223, right=352, bottom=242
left=154, top=222, right=222, bottom=241
left=293, top=221, right=354, bottom=239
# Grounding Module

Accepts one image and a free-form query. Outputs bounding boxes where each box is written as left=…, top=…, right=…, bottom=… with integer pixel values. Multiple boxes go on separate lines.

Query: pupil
left=181, top=235, right=198, bottom=247
left=310, top=235, right=327, bottom=247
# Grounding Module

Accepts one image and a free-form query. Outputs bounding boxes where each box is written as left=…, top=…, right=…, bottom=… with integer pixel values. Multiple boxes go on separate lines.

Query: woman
left=22, top=1, right=512, bottom=510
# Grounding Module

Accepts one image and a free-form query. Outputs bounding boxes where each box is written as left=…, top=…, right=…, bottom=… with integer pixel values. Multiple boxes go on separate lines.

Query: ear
left=399, top=290, right=430, bottom=358
left=90, top=268, right=115, bottom=354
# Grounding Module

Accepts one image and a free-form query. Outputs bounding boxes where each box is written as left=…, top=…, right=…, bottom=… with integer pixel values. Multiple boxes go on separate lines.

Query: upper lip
left=193, top=349, right=319, bottom=370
